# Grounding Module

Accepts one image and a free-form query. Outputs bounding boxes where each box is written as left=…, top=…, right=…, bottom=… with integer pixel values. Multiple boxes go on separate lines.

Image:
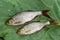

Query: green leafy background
left=0, top=0, right=60, bottom=40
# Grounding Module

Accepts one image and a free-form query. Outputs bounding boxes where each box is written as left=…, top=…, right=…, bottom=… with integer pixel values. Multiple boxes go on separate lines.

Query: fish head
left=17, top=28, right=31, bottom=35
left=17, top=29, right=26, bottom=34
left=6, top=18, right=22, bottom=25
left=6, top=19, right=15, bottom=25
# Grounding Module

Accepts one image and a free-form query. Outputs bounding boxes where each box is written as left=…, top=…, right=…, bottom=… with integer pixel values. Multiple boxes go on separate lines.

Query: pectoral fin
left=15, top=21, right=22, bottom=24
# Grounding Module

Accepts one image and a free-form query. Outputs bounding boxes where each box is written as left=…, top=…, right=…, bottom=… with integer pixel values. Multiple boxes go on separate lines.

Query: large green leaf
left=0, top=0, right=60, bottom=40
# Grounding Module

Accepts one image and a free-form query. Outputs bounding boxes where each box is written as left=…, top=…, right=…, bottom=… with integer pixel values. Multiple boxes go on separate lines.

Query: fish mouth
left=17, top=29, right=25, bottom=34
left=6, top=19, right=14, bottom=25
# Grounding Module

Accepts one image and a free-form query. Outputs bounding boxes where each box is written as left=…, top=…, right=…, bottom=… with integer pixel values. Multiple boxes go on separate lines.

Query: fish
left=6, top=10, right=50, bottom=25
left=17, top=20, right=57, bottom=35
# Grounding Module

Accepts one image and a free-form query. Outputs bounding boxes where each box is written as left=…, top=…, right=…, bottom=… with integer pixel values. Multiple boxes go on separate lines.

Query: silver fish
left=17, top=20, right=57, bottom=35
left=6, top=10, right=50, bottom=25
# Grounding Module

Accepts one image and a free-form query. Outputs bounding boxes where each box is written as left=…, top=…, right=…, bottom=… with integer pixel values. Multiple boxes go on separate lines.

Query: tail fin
left=42, top=10, right=52, bottom=19
left=50, top=20, right=57, bottom=25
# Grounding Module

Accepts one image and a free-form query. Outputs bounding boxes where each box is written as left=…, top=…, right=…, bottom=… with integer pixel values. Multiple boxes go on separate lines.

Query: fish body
left=7, top=10, right=49, bottom=25
left=17, top=21, right=50, bottom=35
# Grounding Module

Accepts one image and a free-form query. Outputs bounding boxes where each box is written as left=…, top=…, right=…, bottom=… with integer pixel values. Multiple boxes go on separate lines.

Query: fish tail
left=42, top=10, right=52, bottom=19
left=50, top=20, right=57, bottom=25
